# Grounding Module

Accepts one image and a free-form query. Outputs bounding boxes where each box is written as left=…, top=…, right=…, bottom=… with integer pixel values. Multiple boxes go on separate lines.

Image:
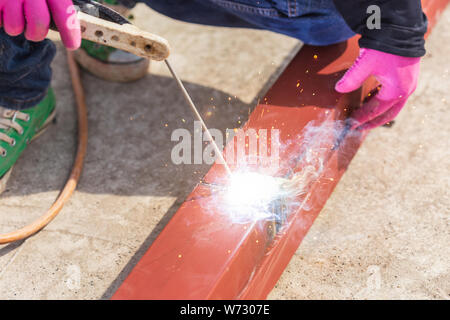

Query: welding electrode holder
left=51, top=0, right=171, bottom=61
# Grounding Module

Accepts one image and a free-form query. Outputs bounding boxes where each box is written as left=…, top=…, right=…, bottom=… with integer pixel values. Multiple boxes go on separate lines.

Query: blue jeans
left=0, top=0, right=354, bottom=110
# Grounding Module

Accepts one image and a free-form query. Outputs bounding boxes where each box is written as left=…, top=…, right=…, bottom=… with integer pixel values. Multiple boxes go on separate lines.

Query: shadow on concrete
left=0, top=48, right=296, bottom=288
left=0, top=240, right=25, bottom=259
left=0, top=74, right=255, bottom=199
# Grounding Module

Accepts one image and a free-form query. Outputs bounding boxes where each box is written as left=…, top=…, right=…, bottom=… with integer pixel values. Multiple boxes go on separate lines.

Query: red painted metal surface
left=113, top=0, right=449, bottom=300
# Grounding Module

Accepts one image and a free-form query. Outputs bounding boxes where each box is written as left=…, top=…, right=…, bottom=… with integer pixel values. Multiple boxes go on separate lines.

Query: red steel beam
left=113, top=0, right=448, bottom=300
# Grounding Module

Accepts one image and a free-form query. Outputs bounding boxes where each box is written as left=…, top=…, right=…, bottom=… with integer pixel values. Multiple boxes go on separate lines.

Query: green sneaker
left=73, top=0, right=150, bottom=82
left=0, top=89, right=56, bottom=194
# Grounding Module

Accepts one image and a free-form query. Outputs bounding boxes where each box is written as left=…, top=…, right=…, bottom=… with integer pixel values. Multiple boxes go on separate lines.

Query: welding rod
left=164, top=60, right=233, bottom=177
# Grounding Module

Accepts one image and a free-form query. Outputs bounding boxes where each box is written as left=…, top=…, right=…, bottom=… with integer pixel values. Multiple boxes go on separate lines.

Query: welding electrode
left=164, top=60, right=233, bottom=176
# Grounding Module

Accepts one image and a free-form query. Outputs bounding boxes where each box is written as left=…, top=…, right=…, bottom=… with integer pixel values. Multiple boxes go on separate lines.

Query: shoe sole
left=0, top=108, right=57, bottom=195
left=73, top=49, right=150, bottom=83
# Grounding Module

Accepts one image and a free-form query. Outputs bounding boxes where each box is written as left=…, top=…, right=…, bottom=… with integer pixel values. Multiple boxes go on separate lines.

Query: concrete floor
left=0, top=5, right=448, bottom=300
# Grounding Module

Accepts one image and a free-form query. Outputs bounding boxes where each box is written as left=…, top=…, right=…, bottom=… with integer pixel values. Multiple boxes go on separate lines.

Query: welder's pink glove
left=0, top=0, right=81, bottom=50
left=335, top=48, right=421, bottom=130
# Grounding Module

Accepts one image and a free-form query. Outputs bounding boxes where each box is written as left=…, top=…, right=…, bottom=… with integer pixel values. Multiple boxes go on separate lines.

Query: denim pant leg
left=134, top=0, right=260, bottom=28
left=0, top=29, right=56, bottom=111
left=130, top=0, right=354, bottom=45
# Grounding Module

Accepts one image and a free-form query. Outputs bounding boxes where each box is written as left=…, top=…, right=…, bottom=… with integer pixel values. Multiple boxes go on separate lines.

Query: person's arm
left=332, top=0, right=428, bottom=57
left=332, top=1, right=427, bottom=130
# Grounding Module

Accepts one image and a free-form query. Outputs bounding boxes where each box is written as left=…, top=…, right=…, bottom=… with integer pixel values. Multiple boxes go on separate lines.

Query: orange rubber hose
left=0, top=51, right=88, bottom=244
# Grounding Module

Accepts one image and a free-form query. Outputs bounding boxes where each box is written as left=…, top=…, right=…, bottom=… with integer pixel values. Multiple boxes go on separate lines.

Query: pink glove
left=0, top=0, right=81, bottom=50
left=335, top=48, right=421, bottom=130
